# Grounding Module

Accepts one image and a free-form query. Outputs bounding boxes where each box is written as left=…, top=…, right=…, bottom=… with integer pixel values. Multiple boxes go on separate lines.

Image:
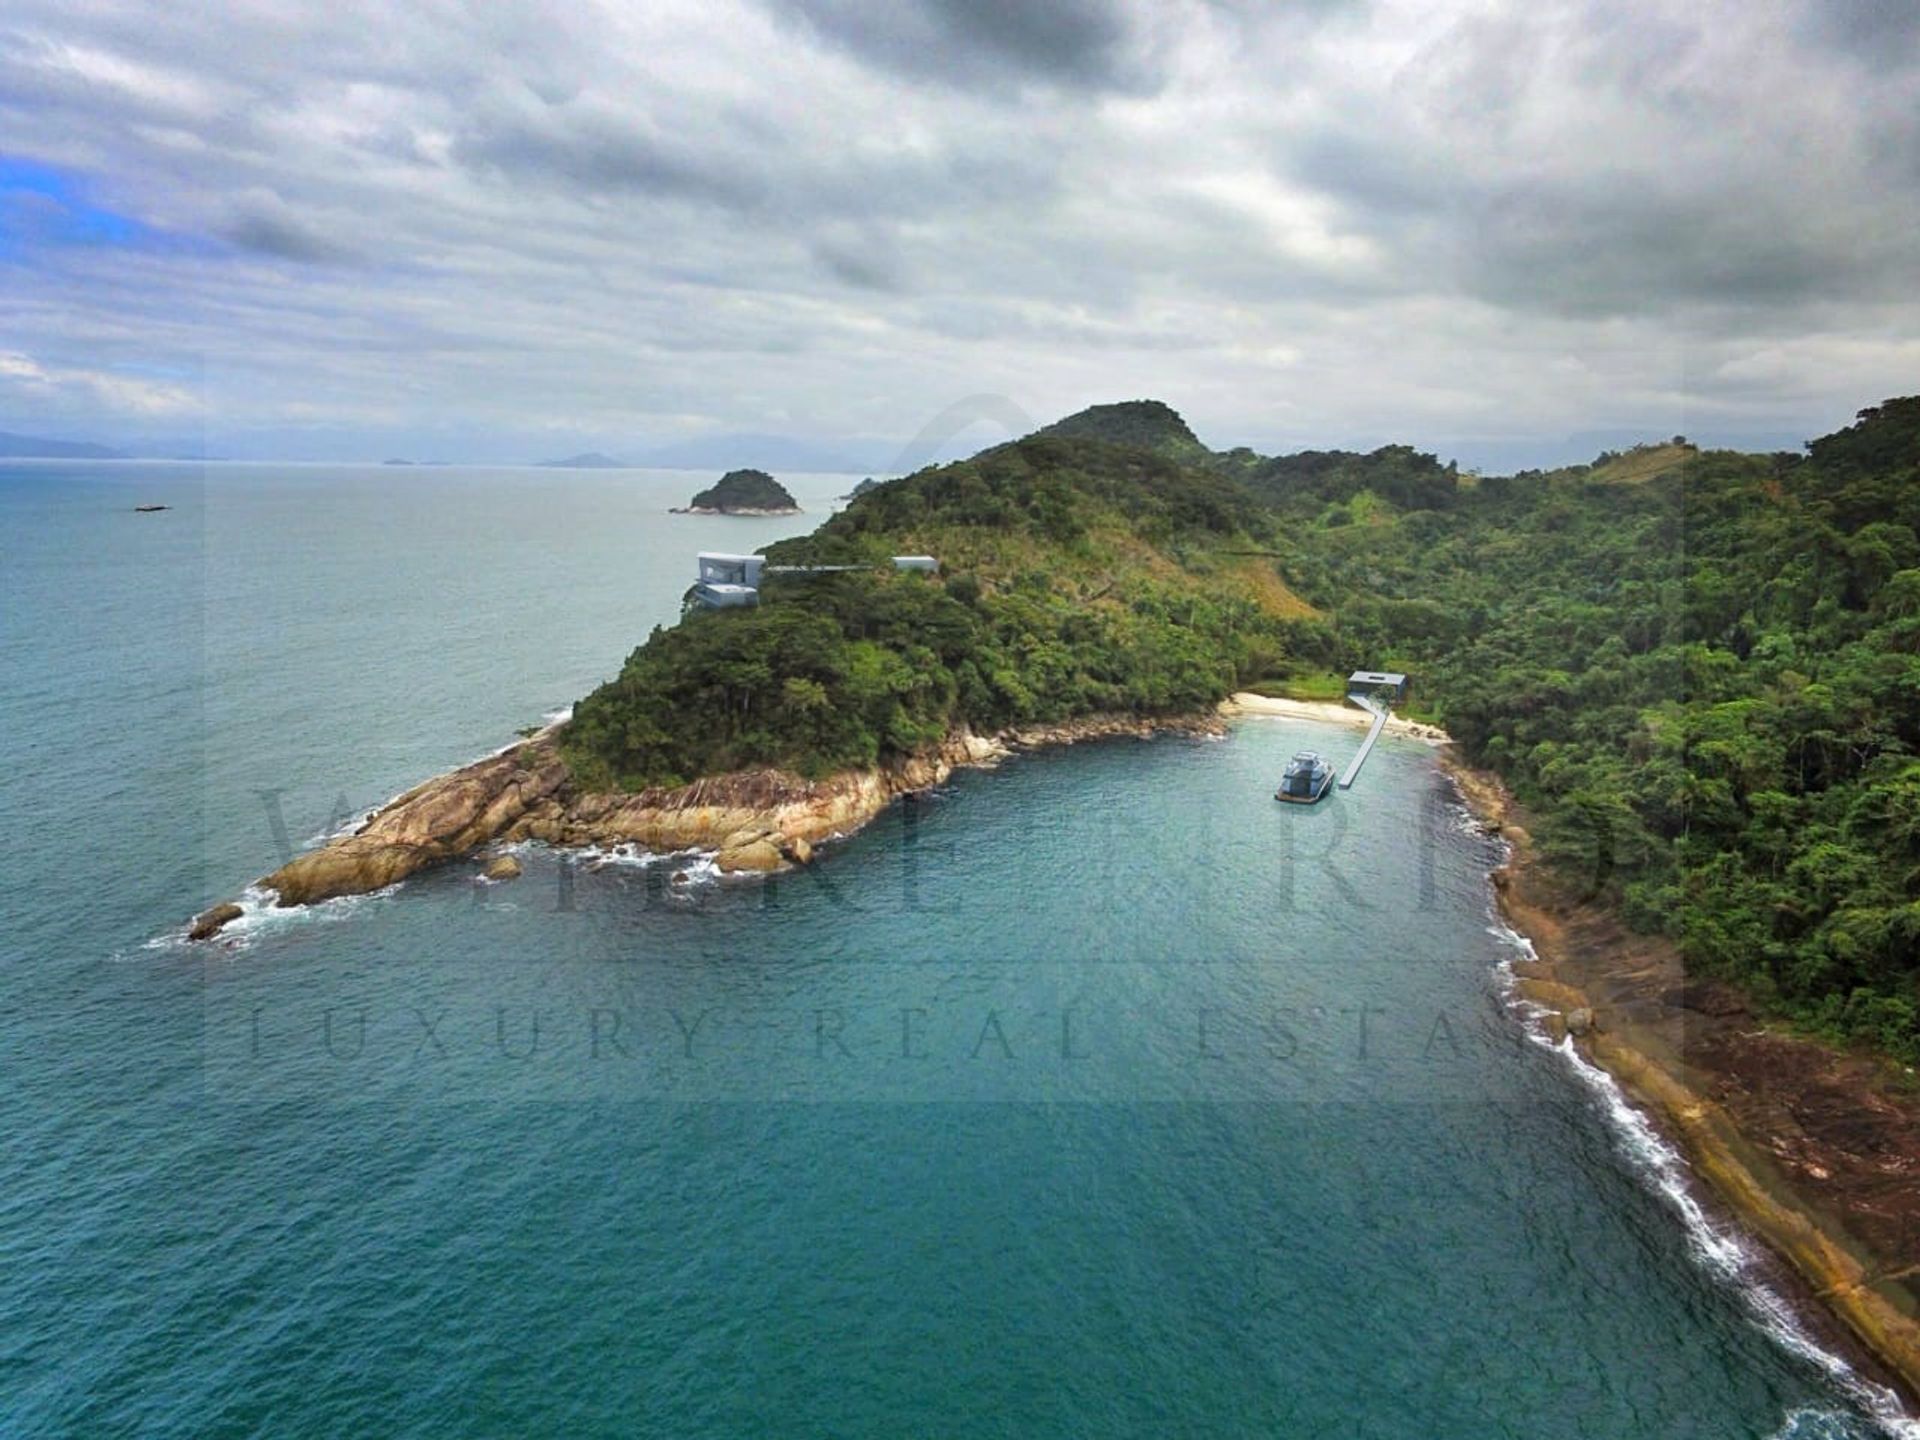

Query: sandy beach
left=1220, top=691, right=1453, bottom=743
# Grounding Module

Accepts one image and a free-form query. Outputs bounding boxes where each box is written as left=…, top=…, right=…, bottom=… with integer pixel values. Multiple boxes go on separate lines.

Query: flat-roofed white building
left=698, top=553, right=766, bottom=588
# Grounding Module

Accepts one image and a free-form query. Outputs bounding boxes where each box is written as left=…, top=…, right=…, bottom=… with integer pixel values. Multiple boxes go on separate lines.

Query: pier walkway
left=1338, top=693, right=1390, bottom=789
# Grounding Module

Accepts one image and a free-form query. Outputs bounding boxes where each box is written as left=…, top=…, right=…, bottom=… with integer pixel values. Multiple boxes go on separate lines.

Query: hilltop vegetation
left=563, top=427, right=1312, bottom=789
left=1036, top=400, right=1212, bottom=463
left=1250, top=397, right=1920, bottom=1059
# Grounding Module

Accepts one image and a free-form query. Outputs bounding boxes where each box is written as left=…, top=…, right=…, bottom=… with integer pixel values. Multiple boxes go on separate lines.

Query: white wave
left=1478, top=901, right=1917, bottom=1436
left=1770, top=1405, right=1878, bottom=1439
left=564, top=840, right=715, bottom=871
left=1542, top=1014, right=1913, bottom=1428
left=145, top=881, right=401, bottom=955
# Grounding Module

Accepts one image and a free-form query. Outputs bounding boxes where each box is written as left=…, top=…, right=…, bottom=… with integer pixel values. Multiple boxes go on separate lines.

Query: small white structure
left=687, top=550, right=940, bottom=611
left=690, top=553, right=766, bottom=609
left=1348, top=669, right=1408, bottom=700
left=699, top=553, right=766, bottom=588
left=692, top=582, right=759, bottom=609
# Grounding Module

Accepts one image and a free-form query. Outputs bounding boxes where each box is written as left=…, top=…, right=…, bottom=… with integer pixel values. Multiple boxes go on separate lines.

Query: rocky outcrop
left=189, top=712, right=1216, bottom=934
left=258, top=746, right=572, bottom=906
left=189, top=902, right=244, bottom=940
left=483, top=854, right=522, bottom=881
left=716, top=833, right=785, bottom=873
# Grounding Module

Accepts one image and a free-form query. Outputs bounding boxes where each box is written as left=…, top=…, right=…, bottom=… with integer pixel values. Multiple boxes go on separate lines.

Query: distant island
left=839, top=477, right=883, bottom=500
left=670, top=468, right=800, bottom=515
left=0, top=429, right=126, bottom=460
left=638, top=433, right=880, bottom=472
left=538, top=452, right=627, bottom=469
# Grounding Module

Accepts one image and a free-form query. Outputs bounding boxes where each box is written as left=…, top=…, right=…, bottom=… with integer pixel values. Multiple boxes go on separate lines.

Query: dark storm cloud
left=1269, top=0, right=1920, bottom=322
left=224, top=198, right=361, bottom=265
left=1798, top=0, right=1920, bottom=68
left=1289, top=129, right=1449, bottom=220
left=812, top=228, right=906, bottom=291
left=1463, top=176, right=1920, bottom=317
left=763, top=0, right=1158, bottom=92
left=450, top=95, right=767, bottom=207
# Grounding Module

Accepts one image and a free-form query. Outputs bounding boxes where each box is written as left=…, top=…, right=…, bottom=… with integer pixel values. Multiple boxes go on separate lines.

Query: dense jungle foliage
left=1255, top=398, right=1920, bottom=1059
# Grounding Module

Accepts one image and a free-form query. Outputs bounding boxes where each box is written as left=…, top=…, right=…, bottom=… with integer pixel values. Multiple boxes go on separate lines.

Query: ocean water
left=0, top=460, right=1909, bottom=1438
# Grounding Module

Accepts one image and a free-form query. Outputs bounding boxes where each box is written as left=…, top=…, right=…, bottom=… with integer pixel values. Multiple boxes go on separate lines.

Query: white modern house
left=687, top=551, right=939, bottom=610
left=691, top=553, right=767, bottom=609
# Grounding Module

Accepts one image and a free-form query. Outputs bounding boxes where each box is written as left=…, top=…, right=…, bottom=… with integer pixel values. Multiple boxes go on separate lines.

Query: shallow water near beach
left=0, top=461, right=1908, bottom=1437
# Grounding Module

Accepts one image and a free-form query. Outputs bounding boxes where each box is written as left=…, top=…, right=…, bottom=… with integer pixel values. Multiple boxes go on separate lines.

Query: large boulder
left=188, top=902, right=244, bottom=941
left=716, top=829, right=785, bottom=872
left=483, top=854, right=522, bottom=881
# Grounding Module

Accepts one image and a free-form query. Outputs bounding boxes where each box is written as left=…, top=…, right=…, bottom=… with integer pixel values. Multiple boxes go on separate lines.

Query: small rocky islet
left=669, top=467, right=800, bottom=515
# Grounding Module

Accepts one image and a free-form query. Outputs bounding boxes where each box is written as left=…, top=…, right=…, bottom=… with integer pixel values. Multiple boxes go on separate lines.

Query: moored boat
left=1274, top=749, right=1332, bottom=804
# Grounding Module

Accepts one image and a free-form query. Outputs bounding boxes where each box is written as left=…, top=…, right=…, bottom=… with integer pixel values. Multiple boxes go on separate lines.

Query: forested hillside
left=1254, top=398, right=1920, bottom=1058
left=563, top=427, right=1314, bottom=790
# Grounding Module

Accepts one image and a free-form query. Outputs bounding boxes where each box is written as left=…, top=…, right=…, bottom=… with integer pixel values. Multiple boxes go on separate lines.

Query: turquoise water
left=0, top=461, right=1907, bottom=1437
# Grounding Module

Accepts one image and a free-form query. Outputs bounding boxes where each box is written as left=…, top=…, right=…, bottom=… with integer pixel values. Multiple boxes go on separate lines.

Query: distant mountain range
left=633, top=433, right=892, bottom=473
left=533, top=434, right=902, bottom=473
left=536, top=452, right=628, bottom=469
left=0, top=430, right=127, bottom=459
left=0, top=430, right=228, bottom=461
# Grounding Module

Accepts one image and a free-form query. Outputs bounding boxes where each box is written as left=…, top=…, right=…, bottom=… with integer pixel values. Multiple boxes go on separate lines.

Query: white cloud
left=0, top=350, right=201, bottom=416
left=0, top=0, right=1913, bottom=459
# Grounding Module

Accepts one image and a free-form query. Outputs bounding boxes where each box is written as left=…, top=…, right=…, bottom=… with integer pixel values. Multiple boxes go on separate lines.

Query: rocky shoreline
left=666, top=504, right=801, bottom=516
left=1443, top=754, right=1920, bottom=1408
left=188, top=710, right=1222, bottom=940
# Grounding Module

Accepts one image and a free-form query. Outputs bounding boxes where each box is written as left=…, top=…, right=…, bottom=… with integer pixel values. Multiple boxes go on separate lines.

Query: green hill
left=562, top=424, right=1313, bottom=790
left=1584, top=440, right=1698, bottom=485
left=1035, top=400, right=1212, bottom=463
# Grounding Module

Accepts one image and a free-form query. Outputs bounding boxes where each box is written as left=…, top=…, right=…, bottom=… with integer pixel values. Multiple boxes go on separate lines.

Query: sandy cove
left=1243, top=694, right=1920, bottom=1405
left=184, top=692, right=1412, bottom=941
left=187, top=710, right=1224, bottom=940
left=1445, top=756, right=1920, bottom=1406
left=1220, top=691, right=1452, bottom=743
left=183, top=695, right=1413, bottom=940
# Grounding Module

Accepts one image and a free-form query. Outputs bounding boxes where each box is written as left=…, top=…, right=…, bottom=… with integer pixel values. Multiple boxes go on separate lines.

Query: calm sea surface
left=0, top=461, right=1906, bottom=1437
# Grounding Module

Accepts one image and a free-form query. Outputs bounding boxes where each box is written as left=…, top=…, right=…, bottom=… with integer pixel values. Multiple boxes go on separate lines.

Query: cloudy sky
left=2, top=0, right=1916, bottom=467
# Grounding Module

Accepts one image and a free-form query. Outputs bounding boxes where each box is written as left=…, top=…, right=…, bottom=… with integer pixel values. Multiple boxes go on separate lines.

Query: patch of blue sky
left=0, top=153, right=190, bottom=258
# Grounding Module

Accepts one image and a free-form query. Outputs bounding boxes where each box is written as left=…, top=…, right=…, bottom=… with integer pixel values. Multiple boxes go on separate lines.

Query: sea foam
left=1483, top=909, right=1920, bottom=1439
